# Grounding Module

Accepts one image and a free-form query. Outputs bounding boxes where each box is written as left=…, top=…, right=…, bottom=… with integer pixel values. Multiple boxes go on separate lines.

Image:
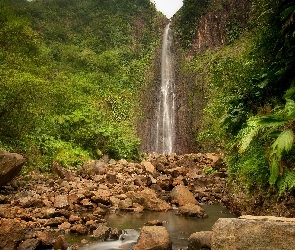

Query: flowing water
left=155, top=23, right=176, bottom=154
left=80, top=204, right=236, bottom=250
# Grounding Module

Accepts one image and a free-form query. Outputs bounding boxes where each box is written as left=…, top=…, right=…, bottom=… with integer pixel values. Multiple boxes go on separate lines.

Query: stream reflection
left=84, top=204, right=236, bottom=250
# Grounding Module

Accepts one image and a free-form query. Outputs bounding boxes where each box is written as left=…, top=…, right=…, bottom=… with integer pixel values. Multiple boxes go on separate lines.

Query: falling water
left=155, top=23, right=175, bottom=154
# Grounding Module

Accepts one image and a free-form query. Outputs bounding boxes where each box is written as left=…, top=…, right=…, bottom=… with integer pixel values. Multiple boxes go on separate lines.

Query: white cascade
left=155, top=23, right=175, bottom=154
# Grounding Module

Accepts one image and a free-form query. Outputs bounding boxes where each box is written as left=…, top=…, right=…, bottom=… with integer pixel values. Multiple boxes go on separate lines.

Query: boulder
left=141, top=161, right=155, bottom=174
left=170, top=185, right=198, bottom=206
left=54, top=195, right=69, bottom=209
left=71, top=224, right=88, bottom=235
left=212, top=215, right=295, bottom=250
left=93, top=225, right=111, bottom=240
left=0, top=149, right=25, bottom=186
left=17, top=238, right=40, bottom=250
left=178, top=203, right=207, bottom=218
left=188, top=231, right=212, bottom=250
left=126, top=188, right=172, bottom=211
left=53, top=235, right=71, bottom=250
left=77, top=160, right=106, bottom=177
left=0, top=218, right=25, bottom=250
left=35, top=231, right=55, bottom=247
left=205, top=153, right=223, bottom=170
left=51, top=162, right=75, bottom=181
left=134, top=226, right=172, bottom=250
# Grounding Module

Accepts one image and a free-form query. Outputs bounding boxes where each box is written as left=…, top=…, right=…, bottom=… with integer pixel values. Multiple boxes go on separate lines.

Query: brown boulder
left=188, top=231, right=212, bottom=250
left=178, top=203, right=207, bottom=218
left=93, top=225, right=111, bottom=240
left=35, top=231, right=55, bottom=247
left=17, top=238, right=40, bottom=250
left=212, top=216, right=295, bottom=250
left=54, top=195, right=69, bottom=208
left=0, top=149, right=25, bottom=186
left=134, top=226, right=172, bottom=250
left=71, top=224, right=88, bottom=235
left=52, top=162, right=75, bottom=181
left=170, top=185, right=198, bottom=206
left=53, top=235, right=70, bottom=250
left=0, top=218, right=25, bottom=250
left=126, top=188, right=172, bottom=211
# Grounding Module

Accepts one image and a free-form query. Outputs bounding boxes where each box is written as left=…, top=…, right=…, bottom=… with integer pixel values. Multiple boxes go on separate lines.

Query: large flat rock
left=212, top=215, right=295, bottom=250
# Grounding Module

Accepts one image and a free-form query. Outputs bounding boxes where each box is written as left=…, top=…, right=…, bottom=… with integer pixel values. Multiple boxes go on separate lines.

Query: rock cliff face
left=174, top=0, right=251, bottom=153
left=139, top=0, right=251, bottom=154
left=188, top=0, right=251, bottom=55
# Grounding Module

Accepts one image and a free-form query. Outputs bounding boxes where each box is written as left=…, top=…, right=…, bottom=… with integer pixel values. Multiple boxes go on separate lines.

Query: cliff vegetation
left=173, top=0, right=295, bottom=196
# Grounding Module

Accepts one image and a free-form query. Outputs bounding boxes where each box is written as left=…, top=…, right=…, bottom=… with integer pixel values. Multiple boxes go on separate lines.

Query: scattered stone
left=0, top=152, right=229, bottom=250
left=44, top=217, right=67, bottom=227
left=58, top=222, right=71, bottom=231
left=205, top=153, right=224, bottom=170
left=109, top=228, right=123, bottom=240
left=118, top=197, right=133, bottom=210
left=126, top=188, right=172, bottom=211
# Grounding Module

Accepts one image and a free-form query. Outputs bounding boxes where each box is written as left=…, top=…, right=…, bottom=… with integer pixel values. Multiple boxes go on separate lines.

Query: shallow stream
left=79, top=204, right=236, bottom=250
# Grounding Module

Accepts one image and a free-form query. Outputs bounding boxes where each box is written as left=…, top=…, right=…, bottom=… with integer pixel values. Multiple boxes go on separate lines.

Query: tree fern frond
left=270, top=129, right=294, bottom=158
left=238, top=118, right=261, bottom=152
left=283, top=87, right=295, bottom=99
left=284, top=99, right=295, bottom=119
left=269, top=158, right=280, bottom=185
left=277, top=169, right=295, bottom=195
left=257, top=115, right=287, bottom=127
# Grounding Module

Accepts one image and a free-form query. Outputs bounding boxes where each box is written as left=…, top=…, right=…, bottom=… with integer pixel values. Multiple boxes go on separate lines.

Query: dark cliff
left=173, top=0, right=252, bottom=153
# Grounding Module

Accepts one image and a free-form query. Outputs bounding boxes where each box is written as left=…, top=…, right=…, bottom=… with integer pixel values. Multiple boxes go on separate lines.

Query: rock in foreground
left=134, top=226, right=172, bottom=250
left=212, top=215, right=295, bottom=250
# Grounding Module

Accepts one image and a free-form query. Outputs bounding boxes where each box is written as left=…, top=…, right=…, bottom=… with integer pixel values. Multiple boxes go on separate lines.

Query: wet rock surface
left=0, top=153, right=228, bottom=249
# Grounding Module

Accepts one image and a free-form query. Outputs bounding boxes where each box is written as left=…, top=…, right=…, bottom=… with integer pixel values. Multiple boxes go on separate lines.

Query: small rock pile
left=0, top=152, right=227, bottom=250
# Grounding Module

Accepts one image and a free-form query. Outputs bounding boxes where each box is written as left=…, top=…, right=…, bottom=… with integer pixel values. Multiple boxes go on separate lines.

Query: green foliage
left=227, top=140, right=270, bottom=190
left=173, top=0, right=214, bottom=49
left=237, top=92, right=295, bottom=186
left=277, top=168, right=295, bottom=195
left=0, top=0, right=165, bottom=170
left=186, top=0, right=295, bottom=194
left=203, top=166, right=218, bottom=175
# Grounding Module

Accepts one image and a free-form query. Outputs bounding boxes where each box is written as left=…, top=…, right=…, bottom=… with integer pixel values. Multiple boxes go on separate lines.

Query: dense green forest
left=173, top=0, right=295, bottom=195
left=0, top=0, right=166, bottom=170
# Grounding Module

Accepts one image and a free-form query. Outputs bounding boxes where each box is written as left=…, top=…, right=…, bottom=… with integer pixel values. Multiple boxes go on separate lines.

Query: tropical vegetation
left=0, top=0, right=166, bottom=170
left=174, top=0, right=295, bottom=195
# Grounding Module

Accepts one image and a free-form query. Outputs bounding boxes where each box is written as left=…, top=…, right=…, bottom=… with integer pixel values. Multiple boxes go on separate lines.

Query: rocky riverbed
left=0, top=152, right=228, bottom=250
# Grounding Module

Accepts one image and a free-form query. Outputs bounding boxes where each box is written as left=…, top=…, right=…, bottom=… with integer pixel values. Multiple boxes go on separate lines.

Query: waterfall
left=155, top=23, right=175, bottom=154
